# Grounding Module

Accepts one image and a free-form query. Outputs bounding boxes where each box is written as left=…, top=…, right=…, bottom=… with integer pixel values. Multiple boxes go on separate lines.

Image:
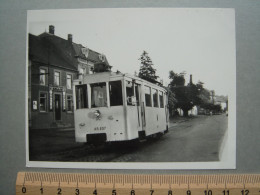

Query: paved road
left=29, top=115, right=227, bottom=162
left=112, top=114, right=227, bottom=162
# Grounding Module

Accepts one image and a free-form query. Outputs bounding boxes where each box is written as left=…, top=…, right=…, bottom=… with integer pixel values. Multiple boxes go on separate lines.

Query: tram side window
left=152, top=88, right=159, bottom=107
left=159, top=91, right=164, bottom=108
left=126, top=81, right=134, bottom=106
left=109, top=81, right=123, bottom=106
left=91, top=82, right=107, bottom=107
left=145, top=86, right=152, bottom=107
left=76, top=85, right=88, bottom=109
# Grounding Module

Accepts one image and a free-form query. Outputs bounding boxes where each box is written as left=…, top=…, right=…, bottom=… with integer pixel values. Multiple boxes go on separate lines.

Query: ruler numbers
left=112, top=189, right=117, bottom=195
left=241, top=190, right=250, bottom=195
left=19, top=186, right=260, bottom=195
left=17, top=173, right=260, bottom=195
left=204, top=190, right=212, bottom=195
left=222, top=190, right=229, bottom=195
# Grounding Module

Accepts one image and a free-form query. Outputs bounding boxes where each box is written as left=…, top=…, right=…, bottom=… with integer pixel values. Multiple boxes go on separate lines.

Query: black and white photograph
left=26, top=8, right=236, bottom=169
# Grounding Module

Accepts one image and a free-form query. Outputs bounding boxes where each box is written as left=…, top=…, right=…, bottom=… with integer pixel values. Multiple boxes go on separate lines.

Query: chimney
left=190, top=74, right=193, bottom=85
left=68, top=34, right=72, bottom=43
left=49, top=25, right=55, bottom=35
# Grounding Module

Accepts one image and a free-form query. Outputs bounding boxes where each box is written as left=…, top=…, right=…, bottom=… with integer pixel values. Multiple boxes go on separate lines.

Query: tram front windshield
left=75, top=81, right=123, bottom=109
left=91, top=82, right=107, bottom=107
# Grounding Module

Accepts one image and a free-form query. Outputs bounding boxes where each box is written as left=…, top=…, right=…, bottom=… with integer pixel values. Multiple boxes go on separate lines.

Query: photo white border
left=26, top=8, right=236, bottom=170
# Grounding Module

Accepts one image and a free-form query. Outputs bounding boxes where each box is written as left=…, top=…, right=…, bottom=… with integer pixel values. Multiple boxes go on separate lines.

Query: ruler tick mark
left=23, top=175, right=26, bottom=187
left=16, top=172, right=260, bottom=195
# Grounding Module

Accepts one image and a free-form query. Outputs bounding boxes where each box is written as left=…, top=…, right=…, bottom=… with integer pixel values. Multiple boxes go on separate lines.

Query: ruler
left=16, top=172, right=260, bottom=195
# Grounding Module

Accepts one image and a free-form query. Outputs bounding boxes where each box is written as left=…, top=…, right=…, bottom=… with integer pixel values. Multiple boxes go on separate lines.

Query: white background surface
left=27, top=8, right=236, bottom=170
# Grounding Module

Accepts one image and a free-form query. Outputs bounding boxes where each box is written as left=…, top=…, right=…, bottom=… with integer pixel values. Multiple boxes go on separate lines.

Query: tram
left=73, top=71, right=169, bottom=144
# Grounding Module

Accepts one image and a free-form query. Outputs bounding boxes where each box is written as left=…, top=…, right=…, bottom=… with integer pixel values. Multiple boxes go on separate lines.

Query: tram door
left=54, top=94, right=61, bottom=121
left=135, top=84, right=145, bottom=131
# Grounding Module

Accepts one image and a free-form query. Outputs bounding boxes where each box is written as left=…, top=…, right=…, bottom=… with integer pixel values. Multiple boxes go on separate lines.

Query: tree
left=173, top=86, right=197, bottom=116
left=166, top=87, right=177, bottom=117
left=138, top=51, right=158, bottom=83
left=169, top=71, right=201, bottom=116
left=196, top=80, right=204, bottom=90
left=196, top=81, right=211, bottom=105
left=169, top=71, right=186, bottom=86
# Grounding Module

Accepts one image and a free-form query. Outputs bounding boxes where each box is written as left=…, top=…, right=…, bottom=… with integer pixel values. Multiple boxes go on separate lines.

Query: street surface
left=29, top=115, right=227, bottom=162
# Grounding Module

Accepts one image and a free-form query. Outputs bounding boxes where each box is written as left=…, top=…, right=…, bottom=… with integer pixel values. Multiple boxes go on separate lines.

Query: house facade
left=28, top=25, right=110, bottom=129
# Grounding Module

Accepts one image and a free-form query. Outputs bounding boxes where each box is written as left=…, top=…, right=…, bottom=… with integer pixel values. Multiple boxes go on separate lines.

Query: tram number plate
left=94, top=126, right=106, bottom=131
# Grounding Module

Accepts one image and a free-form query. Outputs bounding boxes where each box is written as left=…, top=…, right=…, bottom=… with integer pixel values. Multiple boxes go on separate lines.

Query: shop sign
left=50, top=86, right=64, bottom=92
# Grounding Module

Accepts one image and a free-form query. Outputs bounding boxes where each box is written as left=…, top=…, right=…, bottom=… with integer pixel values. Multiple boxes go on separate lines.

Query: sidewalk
left=29, top=126, right=74, bottom=134
left=29, top=127, right=78, bottom=159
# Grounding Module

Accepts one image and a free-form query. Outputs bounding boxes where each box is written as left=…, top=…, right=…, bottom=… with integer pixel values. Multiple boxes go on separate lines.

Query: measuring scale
left=16, top=172, right=260, bottom=195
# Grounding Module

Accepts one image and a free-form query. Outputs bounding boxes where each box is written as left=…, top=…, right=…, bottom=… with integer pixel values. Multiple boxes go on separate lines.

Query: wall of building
left=30, top=61, right=77, bottom=129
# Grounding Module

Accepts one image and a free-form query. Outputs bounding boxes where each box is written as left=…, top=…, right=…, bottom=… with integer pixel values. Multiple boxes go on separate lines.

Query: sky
left=27, top=8, right=236, bottom=96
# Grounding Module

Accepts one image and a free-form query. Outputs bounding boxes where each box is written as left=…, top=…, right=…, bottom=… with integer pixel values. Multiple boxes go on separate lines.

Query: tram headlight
left=94, top=110, right=100, bottom=116
left=94, top=110, right=101, bottom=120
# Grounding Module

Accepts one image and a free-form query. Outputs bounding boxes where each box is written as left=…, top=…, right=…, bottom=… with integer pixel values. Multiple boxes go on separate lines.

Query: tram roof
left=79, top=71, right=166, bottom=91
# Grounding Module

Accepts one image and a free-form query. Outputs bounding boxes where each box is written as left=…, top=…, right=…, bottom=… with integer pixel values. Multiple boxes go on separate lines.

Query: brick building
left=28, top=25, right=110, bottom=129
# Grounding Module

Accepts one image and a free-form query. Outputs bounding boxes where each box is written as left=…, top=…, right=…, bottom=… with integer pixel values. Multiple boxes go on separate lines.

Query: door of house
left=54, top=94, right=61, bottom=121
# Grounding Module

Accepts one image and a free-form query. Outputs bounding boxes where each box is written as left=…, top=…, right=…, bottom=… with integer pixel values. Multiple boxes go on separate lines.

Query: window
left=67, top=95, right=73, bottom=111
left=39, top=68, right=46, bottom=85
left=79, top=67, right=85, bottom=75
left=152, top=88, right=158, bottom=107
left=89, top=65, right=94, bottom=74
left=75, top=85, right=88, bottom=109
left=91, top=82, right=107, bottom=108
left=54, top=71, right=60, bottom=86
left=126, top=81, right=134, bottom=106
left=144, top=86, right=152, bottom=107
left=67, top=74, right=72, bottom=89
left=39, top=92, right=47, bottom=112
left=159, top=91, right=164, bottom=108
left=109, top=81, right=123, bottom=106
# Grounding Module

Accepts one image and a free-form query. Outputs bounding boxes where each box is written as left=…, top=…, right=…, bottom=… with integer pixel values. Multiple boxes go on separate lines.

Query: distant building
left=28, top=25, right=110, bottom=129
left=214, top=95, right=228, bottom=111
left=177, top=106, right=198, bottom=116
